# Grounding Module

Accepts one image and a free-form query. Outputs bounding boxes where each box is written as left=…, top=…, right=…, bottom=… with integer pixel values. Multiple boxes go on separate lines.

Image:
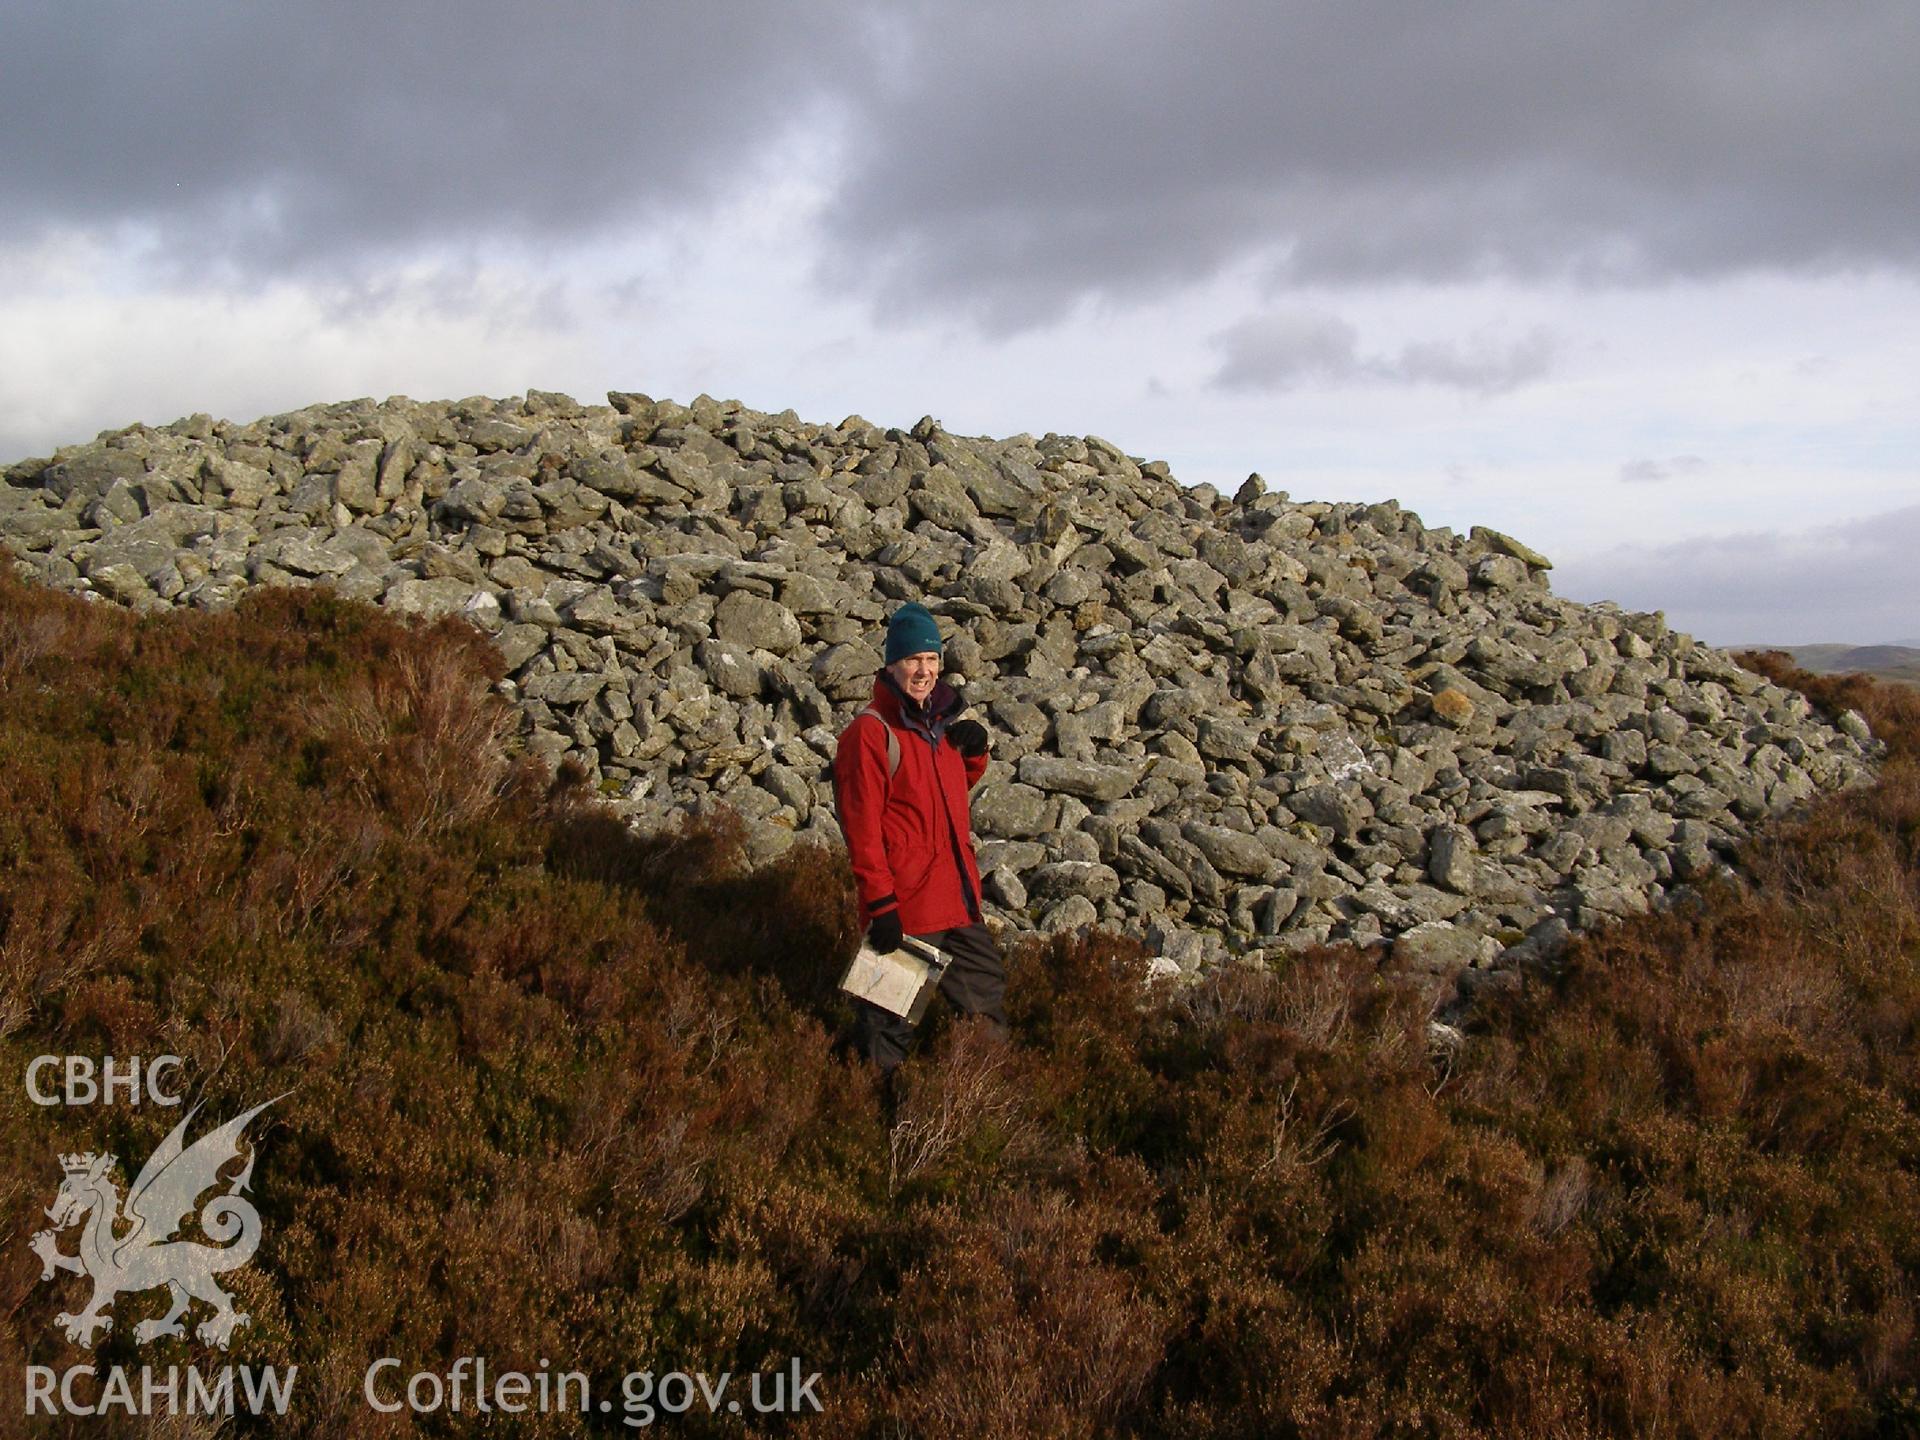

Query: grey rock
left=1427, top=824, right=1480, bottom=894
left=985, top=867, right=1028, bottom=909
left=1195, top=714, right=1265, bottom=761
left=1285, top=784, right=1372, bottom=841
left=906, top=467, right=980, bottom=531
left=521, top=670, right=610, bottom=706
left=253, top=531, right=359, bottom=578
left=1393, top=922, right=1492, bottom=976
left=89, top=478, right=145, bottom=527
left=1137, top=819, right=1228, bottom=905
left=1017, top=755, right=1142, bottom=802
left=563, top=586, right=628, bottom=634
left=1146, top=924, right=1207, bottom=973
left=810, top=641, right=882, bottom=700
left=495, top=622, right=547, bottom=671
left=978, top=838, right=1048, bottom=875
left=1182, top=822, right=1280, bottom=880
left=1471, top=526, right=1552, bottom=570
left=1646, top=743, right=1697, bottom=777
left=331, top=441, right=383, bottom=512
left=1259, top=887, right=1303, bottom=934
left=44, top=449, right=148, bottom=504
left=1352, top=882, right=1421, bottom=930
left=439, top=476, right=514, bottom=525
left=469, top=418, right=534, bottom=452
left=781, top=573, right=853, bottom=615
left=713, top=591, right=802, bottom=653
left=89, top=562, right=156, bottom=605
left=204, top=458, right=275, bottom=509
left=698, top=638, right=765, bottom=699
left=385, top=577, right=493, bottom=620
left=1028, top=861, right=1122, bottom=903
left=1040, top=895, right=1100, bottom=933
left=971, top=782, right=1054, bottom=837
left=1117, top=834, right=1197, bottom=901
left=1536, top=830, right=1587, bottom=874
left=1601, top=729, right=1648, bottom=768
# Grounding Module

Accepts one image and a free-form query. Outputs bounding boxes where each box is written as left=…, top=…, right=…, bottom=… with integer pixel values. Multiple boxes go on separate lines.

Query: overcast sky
left=4, top=0, right=1915, bottom=644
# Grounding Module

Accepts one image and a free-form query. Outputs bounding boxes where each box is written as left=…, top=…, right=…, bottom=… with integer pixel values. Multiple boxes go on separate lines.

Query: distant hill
left=1743, top=645, right=1920, bottom=688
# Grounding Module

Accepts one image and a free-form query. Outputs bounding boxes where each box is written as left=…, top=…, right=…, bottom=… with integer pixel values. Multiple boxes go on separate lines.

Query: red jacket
left=834, top=676, right=989, bottom=936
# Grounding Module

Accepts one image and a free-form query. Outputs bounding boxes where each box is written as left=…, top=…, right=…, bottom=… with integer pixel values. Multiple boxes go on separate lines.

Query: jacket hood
left=874, top=671, right=967, bottom=735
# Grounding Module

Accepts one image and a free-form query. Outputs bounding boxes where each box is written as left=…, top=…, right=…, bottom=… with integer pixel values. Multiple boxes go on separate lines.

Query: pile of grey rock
left=1, top=390, right=1880, bottom=998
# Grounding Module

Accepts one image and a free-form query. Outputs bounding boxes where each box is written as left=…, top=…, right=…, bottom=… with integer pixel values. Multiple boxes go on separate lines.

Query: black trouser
left=857, top=923, right=1007, bottom=1074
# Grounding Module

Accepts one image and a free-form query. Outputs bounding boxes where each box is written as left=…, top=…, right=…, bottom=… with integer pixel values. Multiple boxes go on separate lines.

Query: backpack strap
left=858, top=704, right=901, bottom=779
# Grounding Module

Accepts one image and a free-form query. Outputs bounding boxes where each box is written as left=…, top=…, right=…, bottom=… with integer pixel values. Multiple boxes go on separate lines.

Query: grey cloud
left=1210, top=312, right=1360, bottom=390
left=1620, top=455, right=1709, bottom=484
left=0, top=0, right=862, bottom=275
left=1212, top=312, right=1554, bottom=395
left=1551, top=503, right=1920, bottom=645
left=11, top=1, right=1920, bottom=325
left=819, top=0, right=1920, bottom=324
left=1390, top=328, right=1558, bottom=395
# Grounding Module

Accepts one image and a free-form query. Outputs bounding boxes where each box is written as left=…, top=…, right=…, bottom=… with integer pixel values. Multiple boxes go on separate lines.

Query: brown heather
left=0, top=575, right=1915, bottom=1437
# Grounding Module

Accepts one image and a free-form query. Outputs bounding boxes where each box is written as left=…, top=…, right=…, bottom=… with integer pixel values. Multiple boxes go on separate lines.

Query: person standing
left=833, top=602, right=1005, bottom=1073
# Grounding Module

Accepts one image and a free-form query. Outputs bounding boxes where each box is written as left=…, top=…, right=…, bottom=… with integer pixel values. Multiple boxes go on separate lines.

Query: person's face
left=888, top=650, right=940, bottom=705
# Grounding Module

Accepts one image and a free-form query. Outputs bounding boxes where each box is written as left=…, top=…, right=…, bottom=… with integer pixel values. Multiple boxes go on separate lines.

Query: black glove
left=946, top=719, right=989, bottom=758
left=868, top=909, right=903, bottom=954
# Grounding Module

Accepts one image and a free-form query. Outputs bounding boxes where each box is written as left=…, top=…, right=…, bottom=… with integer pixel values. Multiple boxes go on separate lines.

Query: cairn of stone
left=1, top=391, right=1879, bottom=999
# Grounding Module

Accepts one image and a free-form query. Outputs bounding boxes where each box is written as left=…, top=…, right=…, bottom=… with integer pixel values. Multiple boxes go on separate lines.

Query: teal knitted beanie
left=884, top=603, right=944, bottom=664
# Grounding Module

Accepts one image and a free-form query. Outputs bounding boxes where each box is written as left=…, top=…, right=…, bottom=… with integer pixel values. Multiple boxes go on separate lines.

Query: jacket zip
left=927, top=732, right=981, bottom=922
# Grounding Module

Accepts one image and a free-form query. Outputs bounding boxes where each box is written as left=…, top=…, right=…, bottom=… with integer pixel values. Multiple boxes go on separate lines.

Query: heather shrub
left=885, top=1021, right=1048, bottom=1197
left=882, top=1187, right=1169, bottom=1438
left=4, top=571, right=1919, bottom=1437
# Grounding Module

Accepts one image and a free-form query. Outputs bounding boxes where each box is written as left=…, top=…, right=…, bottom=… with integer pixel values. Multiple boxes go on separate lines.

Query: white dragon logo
left=29, top=1097, right=279, bottom=1350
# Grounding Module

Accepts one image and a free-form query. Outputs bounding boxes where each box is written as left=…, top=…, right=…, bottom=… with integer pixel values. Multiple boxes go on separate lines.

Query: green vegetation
left=3, top=572, right=1917, bottom=1437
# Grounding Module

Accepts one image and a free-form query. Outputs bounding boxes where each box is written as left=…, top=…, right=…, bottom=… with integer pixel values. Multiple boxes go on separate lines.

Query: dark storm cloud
left=11, top=2, right=1919, bottom=321
left=1551, top=503, right=1920, bottom=646
left=1211, top=311, right=1555, bottom=395
left=0, top=0, right=862, bottom=273
left=819, top=0, right=1920, bottom=324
